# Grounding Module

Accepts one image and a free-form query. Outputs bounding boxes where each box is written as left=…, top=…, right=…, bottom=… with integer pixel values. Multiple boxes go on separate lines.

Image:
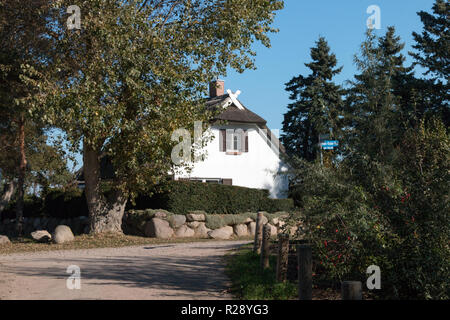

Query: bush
left=131, top=180, right=295, bottom=214
left=43, top=188, right=88, bottom=218
left=286, top=119, right=450, bottom=299
left=1, top=195, right=44, bottom=220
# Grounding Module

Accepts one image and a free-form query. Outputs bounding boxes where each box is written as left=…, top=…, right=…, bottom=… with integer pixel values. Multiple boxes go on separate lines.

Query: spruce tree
left=410, top=0, right=449, bottom=125
left=281, top=37, right=343, bottom=161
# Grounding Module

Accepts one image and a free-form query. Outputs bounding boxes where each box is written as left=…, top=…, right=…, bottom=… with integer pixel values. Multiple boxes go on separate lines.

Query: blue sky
left=222, top=0, right=436, bottom=131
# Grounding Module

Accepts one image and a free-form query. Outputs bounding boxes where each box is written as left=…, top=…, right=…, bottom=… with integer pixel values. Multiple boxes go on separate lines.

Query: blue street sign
left=322, top=140, right=339, bottom=146
left=320, top=140, right=339, bottom=149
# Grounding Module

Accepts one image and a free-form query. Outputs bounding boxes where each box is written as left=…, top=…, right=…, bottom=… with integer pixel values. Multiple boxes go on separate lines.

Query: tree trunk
left=83, top=141, right=127, bottom=234
left=15, top=117, right=27, bottom=236
left=0, top=180, right=17, bottom=216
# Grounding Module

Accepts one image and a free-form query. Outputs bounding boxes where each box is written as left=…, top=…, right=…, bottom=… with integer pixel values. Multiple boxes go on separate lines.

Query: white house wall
left=174, top=123, right=289, bottom=199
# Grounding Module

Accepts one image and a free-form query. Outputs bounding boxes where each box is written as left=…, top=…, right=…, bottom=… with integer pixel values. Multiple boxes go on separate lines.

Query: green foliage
left=226, top=247, right=297, bottom=300
left=411, top=0, right=449, bottom=80
left=281, top=37, right=343, bottom=160
left=43, top=188, right=88, bottom=219
left=288, top=119, right=449, bottom=299
left=1, top=195, right=44, bottom=219
left=132, top=181, right=294, bottom=214
left=410, top=0, right=449, bottom=126
left=284, top=23, right=449, bottom=299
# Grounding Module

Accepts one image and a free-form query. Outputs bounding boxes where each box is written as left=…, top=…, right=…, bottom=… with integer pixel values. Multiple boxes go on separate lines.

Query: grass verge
left=225, top=244, right=297, bottom=300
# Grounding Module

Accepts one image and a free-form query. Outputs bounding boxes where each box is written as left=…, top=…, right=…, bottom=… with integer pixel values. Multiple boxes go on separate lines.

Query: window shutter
left=226, top=129, right=234, bottom=151
left=219, top=129, right=226, bottom=152
left=244, top=130, right=249, bottom=152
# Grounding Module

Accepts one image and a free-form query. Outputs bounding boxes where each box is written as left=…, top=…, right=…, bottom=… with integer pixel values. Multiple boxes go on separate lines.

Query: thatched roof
left=206, top=94, right=267, bottom=125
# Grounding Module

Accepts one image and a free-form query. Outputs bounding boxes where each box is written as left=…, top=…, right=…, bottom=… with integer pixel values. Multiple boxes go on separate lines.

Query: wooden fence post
left=260, top=224, right=271, bottom=269
left=276, top=233, right=289, bottom=282
left=253, top=212, right=264, bottom=254
left=341, top=281, right=362, bottom=300
left=297, top=244, right=312, bottom=300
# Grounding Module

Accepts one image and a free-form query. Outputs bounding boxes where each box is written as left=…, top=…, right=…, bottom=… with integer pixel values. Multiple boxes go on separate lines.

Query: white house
left=173, top=80, right=289, bottom=199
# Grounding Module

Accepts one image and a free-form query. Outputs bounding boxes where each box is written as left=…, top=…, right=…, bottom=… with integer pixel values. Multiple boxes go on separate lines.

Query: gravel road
left=0, top=240, right=250, bottom=300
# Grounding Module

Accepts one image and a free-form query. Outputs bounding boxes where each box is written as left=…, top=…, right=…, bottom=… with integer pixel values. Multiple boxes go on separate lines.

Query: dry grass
left=0, top=233, right=235, bottom=256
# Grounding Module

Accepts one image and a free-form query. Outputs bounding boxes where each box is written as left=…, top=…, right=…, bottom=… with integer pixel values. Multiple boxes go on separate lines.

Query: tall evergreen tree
left=410, top=0, right=449, bottom=125
left=281, top=37, right=343, bottom=161
left=411, top=0, right=449, bottom=80
left=344, top=28, right=413, bottom=166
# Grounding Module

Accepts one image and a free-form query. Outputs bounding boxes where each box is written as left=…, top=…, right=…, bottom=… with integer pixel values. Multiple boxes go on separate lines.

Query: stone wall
left=0, top=216, right=89, bottom=237
left=123, top=210, right=290, bottom=240
left=0, top=210, right=293, bottom=240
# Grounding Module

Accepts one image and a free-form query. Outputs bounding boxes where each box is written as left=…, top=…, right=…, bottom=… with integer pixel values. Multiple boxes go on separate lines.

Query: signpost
left=318, top=133, right=338, bottom=166
left=318, top=139, right=339, bottom=165
left=321, top=140, right=339, bottom=148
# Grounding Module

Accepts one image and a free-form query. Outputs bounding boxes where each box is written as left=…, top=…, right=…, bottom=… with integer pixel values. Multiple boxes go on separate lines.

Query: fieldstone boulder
left=187, top=221, right=201, bottom=228
left=289, top=226, right=298, bottom=236
left=248, top=222, right=256, bottom=236
left=186, top=213, right=206, bottom=222
left=261, top=215, right=268, bottom=225
left=244, top=217, right=253, bottom=224
left=267, top=224, right=278, bottom=237
left=31, top=230, right=52, bottom=243
left=234, top=224, right=249, bottom=237
left=208, top=226, right=234, bottom=240
left=52, top=225, right=75, bottom=244
left=174, top=225, right=195, bottom=238
left=169, top=215, right=186, bottom=228
left=145, top=218, right=174, bottom=239
left=153, top=211, right=168, bottom=219
left=0, top=235, right=10, bottom=245
left=194, top=223, right=210, bottom=238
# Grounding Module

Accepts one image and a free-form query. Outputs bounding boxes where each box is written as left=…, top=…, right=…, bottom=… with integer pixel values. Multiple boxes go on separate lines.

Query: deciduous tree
left=37, top=0, right=284, bottom=233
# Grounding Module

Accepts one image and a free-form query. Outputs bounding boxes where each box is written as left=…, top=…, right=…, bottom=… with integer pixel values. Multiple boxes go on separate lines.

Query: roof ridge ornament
left=226, top=89, right=245, bottom=110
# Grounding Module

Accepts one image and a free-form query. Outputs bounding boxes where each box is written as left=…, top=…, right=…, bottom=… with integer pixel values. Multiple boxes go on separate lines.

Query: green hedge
left=0, top=195, right=44, bottom=219
left=132, top=181, right=294, bottom=214
left=43, top=188, right=88, bottom=219
left=1, top=189, right=88, bottom=220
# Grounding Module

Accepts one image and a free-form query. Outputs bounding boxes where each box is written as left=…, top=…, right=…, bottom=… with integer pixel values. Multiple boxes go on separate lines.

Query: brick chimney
left=209, top=79, right=225, bottom=98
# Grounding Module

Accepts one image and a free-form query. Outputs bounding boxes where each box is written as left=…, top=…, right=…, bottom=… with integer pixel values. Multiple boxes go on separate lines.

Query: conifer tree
left=281, top=37, right=343, bottom=161
left=410, top=0, right=449, bottom=125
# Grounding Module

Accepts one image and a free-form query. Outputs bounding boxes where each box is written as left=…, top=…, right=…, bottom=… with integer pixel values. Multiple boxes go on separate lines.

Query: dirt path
left=0, top=240, right=250, bottom=300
